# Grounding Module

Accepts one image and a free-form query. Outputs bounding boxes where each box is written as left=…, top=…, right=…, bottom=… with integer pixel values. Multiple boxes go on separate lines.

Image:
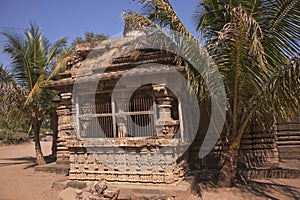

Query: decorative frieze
left=68, top=139, right=188, bottom=183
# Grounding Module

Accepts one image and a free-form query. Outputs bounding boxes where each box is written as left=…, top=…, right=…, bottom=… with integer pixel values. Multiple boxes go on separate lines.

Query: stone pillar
left=153, top=84, right=179, bottom=139
left=114, top=93, right=128, bottom=138
left=56, top=92, right=75, bottom=165
left=153, top=84, right=173, bottom=120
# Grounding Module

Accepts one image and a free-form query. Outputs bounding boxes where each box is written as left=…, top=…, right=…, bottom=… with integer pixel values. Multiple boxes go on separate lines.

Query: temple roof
left=46, top=35, right=184, bottom=89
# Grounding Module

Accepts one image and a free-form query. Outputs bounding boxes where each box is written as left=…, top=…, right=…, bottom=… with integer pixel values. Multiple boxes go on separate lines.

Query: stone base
left=68, top=141, right=189, bottom=184
left=108, top=176, right=195, bottom=199
left=52, top=176, right=195, bottom=200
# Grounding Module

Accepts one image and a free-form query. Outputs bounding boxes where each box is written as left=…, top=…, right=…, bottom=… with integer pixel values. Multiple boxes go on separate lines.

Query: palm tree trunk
left=217, top=129, right=240, bottom=187
left=33, top=122, right=46, bottom=165
left=217, top=147, right=239, bottom=187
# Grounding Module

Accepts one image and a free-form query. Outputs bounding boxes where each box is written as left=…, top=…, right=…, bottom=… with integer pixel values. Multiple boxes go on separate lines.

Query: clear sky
left=0, top=0, right=200, bottom=67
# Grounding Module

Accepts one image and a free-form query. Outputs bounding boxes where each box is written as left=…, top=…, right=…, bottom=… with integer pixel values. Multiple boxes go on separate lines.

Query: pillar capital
left=152, top=84, right=179, bottom=138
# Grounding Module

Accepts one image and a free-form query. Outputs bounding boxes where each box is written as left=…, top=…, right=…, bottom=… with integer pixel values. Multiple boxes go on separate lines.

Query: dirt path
left=0, top=142, right=66, bottom=200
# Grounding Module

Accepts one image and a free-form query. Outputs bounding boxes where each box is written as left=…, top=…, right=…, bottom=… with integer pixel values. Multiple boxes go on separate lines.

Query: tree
left=1, top=23, right=71, bottom=165
left=71, top=32, right=109, bottom=50
left=194, top=0, right=300, bottom=187
left=127, top=0, right=300, bottom=186
left=0, top=64, right=29, bottom=132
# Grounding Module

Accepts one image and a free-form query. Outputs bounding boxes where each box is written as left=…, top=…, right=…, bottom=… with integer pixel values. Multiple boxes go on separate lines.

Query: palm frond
left=207, top=5, right=271, bottom=135
left=242, top=57, right=300, bottom=134
left=123, top=8, right=207, bottom=96
left=47, top=47, right=72, bottom=80
left=0, top=64, right=14, bottom=83
left=193, top=0, right=258, bottom=41
left=46, top=37, right=67, bottom=66
left=24, top=72, right=46, bottom=107
left=122, top=10, right=166, bottom=34
left=260, top=0, right=300, bottom=66
left=137, top=0, right=197, bottom=41
left=24, top=24, right=49, bottom=84
left=2, top=31, right=33, bottom=87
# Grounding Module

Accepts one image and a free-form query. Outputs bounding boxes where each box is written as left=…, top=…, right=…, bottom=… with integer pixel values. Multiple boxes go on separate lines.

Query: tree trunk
left=217, top=148, right=239, bottom=187
left=33, top=122, right=46, bottom=165
left=50, top=111, right=58, bottom=158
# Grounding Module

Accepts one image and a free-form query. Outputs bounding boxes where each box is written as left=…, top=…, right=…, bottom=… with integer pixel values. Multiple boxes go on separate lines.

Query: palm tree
left=127, top=0, right=300, bottom=186
left=1, top=23, right=71, bottom=165
left=194, top=0, right=300, bottom=187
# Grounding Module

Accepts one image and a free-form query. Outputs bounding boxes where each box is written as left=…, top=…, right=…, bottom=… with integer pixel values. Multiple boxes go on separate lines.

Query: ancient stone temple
left=47, top=29, right=197, bottom=184
left=47, top=24, right=300, bottom=187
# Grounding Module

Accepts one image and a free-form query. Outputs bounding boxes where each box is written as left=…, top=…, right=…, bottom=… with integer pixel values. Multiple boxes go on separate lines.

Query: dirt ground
left=0, top=142, right=299, bottom=200
left=0, top=142, right=66, bottom=200
left=197, top=178, right=300, bottom=199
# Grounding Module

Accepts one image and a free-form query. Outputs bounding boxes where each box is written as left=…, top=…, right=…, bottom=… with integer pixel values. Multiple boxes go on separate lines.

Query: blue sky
left=0, top=0, right=200, bottom=67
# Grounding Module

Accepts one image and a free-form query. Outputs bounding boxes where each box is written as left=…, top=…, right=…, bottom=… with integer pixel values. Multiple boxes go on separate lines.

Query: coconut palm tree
left=1, top=23, right=71, bottom=165
left=127, top=0, right=300, bottom=186
left=194, top=0, right=300, bottom=187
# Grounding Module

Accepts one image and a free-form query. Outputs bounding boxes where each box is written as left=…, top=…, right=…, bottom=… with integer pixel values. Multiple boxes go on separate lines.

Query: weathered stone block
left=94, top=179, right=107, bottom=194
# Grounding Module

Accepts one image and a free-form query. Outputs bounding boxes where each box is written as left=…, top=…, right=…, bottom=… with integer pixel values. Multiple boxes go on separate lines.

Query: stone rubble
left=76, top=179, right=119, bottom=200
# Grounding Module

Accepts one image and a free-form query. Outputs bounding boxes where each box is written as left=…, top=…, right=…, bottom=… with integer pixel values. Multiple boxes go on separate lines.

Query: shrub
left=0, top=129, right=30, bottom=144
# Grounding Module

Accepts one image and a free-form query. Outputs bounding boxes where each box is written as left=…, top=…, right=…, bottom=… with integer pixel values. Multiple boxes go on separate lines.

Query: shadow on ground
left=245, top=180, right=300, bottom=200
left=0, top=155, right=56, bottom=169
left=191, top=170, right=300, bottom=200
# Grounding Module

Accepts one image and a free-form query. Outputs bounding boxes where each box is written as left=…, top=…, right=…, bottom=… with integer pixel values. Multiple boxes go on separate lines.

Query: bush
left=0, top=129, right=30, bottom=144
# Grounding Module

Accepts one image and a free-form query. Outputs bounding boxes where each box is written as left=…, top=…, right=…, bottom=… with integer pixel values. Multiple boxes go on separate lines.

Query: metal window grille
left=77, top=87, right=157, bottom=138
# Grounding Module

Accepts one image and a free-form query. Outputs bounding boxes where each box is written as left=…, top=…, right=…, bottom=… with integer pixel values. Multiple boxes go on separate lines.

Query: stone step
left=277, top=131, right=300, bottom=136
left=277, top=141, right=300, bottom=145
left=277, top=135, right=300, bottom=141
left=107, top=176, right=195, bottom=200
left=128, top=193, right=167, bottom=200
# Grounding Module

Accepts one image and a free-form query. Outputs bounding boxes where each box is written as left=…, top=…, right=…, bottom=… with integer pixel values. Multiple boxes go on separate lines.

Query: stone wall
left=189, top=113, right=300, bottom=171
left=239, top=131, right=279, bottom=168
left=56, top=92, right=76, bottom=165
left=276, top=114, right=300, bottom=160
left=189, top=132, right=279, bottom=171
left=188, top=103, right=279, bottom=170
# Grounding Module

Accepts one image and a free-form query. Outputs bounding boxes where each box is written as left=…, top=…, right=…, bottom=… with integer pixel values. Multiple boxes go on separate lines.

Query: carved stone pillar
left=114, top=94, right=128, bottom=138
left=153, top=84, right=179, bottom=139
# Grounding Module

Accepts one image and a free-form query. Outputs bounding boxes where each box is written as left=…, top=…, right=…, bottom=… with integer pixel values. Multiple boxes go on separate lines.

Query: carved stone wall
left=68, top=139, right=188, bottom=183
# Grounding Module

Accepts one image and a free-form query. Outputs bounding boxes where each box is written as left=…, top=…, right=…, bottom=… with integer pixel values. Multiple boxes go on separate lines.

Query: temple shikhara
left=45, top=22, right=300, bottom=197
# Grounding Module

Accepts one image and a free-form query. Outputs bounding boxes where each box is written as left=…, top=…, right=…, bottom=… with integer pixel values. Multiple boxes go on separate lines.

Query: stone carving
left=153, top=84, right=180, bottom=139
left=156, top=120, right=179, bottom=139
left=68, top=143, right=188, bottom=183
